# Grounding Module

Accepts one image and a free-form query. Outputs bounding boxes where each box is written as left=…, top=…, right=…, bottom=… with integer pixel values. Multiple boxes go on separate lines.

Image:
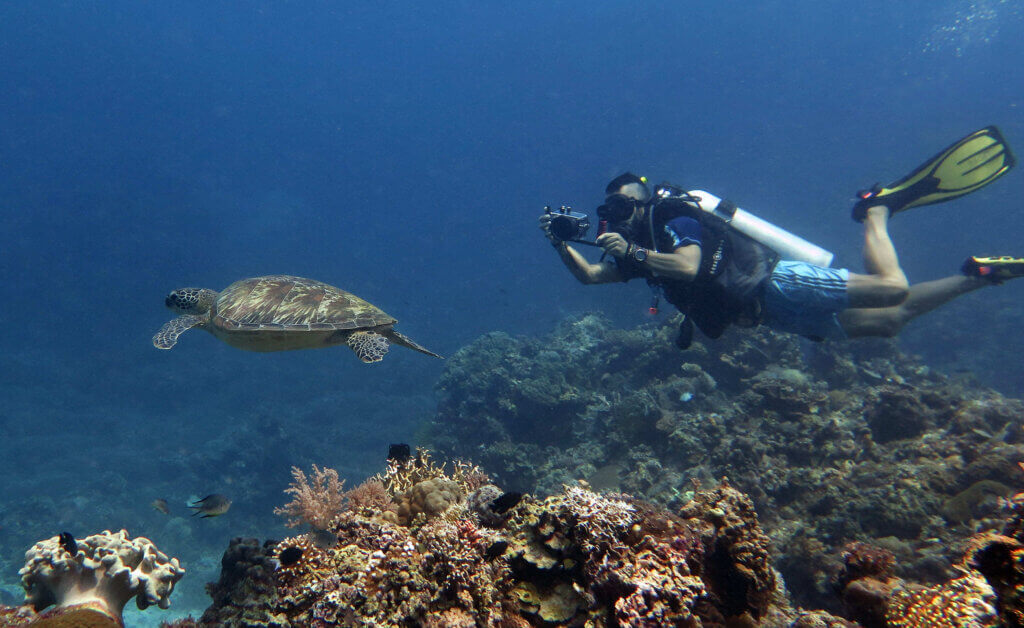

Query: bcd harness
left=632, top=185, right=780, bottom=347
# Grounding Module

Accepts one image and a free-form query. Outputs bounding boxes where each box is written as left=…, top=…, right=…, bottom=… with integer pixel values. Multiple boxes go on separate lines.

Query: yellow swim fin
left=853, top=126, right=1015, bottom=221
left=962, top=255, right=1024, bottom=283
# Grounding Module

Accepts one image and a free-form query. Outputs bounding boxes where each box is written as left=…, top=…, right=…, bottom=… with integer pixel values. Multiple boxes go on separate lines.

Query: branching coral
left=371, top=448, right=487, bottom=497
left=18, top=529, right=185, bottom=625
left=274, top=464, right=346, bottom=530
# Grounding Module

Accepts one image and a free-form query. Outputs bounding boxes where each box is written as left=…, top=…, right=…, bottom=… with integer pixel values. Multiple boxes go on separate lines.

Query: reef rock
left=426, top=314, right=1024, bottom=610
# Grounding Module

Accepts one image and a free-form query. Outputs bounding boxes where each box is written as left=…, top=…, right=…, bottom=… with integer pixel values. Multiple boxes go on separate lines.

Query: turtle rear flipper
left=385, top=330, right=443, bottom=359
left=153, top=314, right=207, bottom=349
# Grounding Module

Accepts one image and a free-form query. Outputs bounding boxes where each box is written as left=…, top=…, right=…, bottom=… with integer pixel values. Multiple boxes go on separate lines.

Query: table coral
left=18, top=529, right=185, bottom=626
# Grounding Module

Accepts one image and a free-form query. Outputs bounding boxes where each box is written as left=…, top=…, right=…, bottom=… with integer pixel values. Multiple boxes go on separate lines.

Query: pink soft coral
left=274, top=464, right=346, bottom=530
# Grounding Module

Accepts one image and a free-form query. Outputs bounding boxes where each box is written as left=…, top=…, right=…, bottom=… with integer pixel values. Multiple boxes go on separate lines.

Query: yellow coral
left=886, top=573, right=998, bottom=628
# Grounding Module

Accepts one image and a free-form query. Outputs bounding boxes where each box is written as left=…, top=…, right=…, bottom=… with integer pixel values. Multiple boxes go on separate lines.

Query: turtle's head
left=165, top=288, right=217, bottom=315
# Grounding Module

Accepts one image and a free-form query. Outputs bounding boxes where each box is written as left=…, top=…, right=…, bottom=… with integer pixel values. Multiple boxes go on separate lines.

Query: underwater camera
left=544, top=205, right=591, bottom=242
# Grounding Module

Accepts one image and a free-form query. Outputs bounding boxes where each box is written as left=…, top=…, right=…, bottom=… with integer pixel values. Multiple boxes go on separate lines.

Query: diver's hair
left=605, top=172, right=650, bottom=201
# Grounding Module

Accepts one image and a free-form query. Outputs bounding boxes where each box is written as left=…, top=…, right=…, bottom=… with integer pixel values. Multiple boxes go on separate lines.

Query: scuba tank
left=654, top=186, right=835, bottom=268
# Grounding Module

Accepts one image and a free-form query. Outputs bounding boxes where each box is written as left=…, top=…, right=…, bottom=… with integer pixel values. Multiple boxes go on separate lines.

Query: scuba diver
left=540, top=126, right=1023, bottom=348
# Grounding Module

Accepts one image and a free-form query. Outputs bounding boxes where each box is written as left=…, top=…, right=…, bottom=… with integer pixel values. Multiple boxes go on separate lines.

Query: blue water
left=2, top=1, right=1023, bottom=622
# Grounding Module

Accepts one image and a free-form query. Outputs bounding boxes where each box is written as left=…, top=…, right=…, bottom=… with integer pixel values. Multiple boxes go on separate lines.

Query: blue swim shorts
left=762, top=260, right=850, bottom=341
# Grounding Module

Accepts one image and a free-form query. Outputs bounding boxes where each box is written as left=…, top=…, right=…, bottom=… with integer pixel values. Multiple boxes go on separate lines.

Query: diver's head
left=604, top=172, right=651, bottom=204
left=598, top=172, right=650, bottom=230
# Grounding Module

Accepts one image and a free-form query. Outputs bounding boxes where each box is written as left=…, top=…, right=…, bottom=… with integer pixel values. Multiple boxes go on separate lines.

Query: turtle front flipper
left=347, top=331, right=390, bottom=363
left=153, top=314, right=207, bottom=349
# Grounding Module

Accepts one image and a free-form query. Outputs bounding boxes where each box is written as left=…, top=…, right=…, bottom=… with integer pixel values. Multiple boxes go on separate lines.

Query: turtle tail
left=385, top=330, right=443, bottom=359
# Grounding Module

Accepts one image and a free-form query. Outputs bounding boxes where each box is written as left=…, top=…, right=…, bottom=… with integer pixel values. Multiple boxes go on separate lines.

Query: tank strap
left=713, top=198, right=738, bottom=223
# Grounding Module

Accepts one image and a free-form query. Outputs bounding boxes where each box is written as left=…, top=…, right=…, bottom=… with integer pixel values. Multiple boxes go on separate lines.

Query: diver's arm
left=636, top=244, right=701, bottom=281
left=540, top=213, right=623, bottom=284
left=596, top=232, right=700, bottom=282
left=553, top=242, right=624, bottom=284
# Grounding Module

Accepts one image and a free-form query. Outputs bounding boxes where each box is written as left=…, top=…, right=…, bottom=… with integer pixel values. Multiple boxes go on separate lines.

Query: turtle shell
left=212, top=275, right=395, bottom=332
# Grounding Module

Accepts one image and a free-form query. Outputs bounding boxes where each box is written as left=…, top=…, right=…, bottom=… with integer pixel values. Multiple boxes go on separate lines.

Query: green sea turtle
left=153, top=275, right=441, bottom=363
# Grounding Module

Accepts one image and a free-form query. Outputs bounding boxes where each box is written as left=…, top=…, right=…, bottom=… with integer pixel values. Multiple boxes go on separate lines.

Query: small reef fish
left=310, top=528, right=337, bottom=549
left=58, top=532, right=77, bottom=556
left=151, top=499, right=170, bottom=514
left=189, top=494, right=232, bottom=518
left=484, top=540, right=509, bottom=560
left=387, top=443, right=411, bottom=464
left=489, top=491, right=524, bottom=515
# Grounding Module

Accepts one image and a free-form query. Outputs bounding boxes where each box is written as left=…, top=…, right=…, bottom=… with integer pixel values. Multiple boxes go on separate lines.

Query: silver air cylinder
left=689, top=190, right=834, bottom=267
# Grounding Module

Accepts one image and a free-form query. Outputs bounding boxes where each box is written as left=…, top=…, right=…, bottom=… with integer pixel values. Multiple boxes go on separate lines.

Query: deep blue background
left=2, top=1, right=1022, bottom=621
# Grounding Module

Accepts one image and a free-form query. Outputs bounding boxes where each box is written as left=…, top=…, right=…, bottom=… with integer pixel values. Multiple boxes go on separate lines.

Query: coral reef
left=424, top=313, right=1024, bottom=611
left=12, top=529, right=184, bottom=626
left=182, top=451, right=863, bottom=626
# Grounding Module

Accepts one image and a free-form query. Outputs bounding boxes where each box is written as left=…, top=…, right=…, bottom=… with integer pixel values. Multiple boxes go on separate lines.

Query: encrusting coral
left=15, top=529, right=184, bottom=626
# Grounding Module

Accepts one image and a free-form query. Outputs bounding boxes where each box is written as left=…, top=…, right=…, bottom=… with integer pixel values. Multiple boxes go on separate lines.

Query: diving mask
left=597, top=194, right=639, bottom=223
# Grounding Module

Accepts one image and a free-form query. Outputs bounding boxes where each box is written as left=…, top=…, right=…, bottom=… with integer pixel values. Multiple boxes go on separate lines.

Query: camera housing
left=544, top=205, right=590, bottom=242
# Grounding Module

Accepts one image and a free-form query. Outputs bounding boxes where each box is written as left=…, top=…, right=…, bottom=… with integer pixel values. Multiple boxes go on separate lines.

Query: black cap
left=605, top=172, right=650, bottom=201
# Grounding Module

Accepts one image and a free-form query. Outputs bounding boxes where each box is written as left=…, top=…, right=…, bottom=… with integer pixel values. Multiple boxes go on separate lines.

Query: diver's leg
left=845, top=205, right=909, bottom=308
left=839, top=275, right=987, bottom=338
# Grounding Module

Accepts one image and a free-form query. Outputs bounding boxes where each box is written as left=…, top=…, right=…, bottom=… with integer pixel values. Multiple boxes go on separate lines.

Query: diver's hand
left=596, top=232, right=629, bottom=258
left=539, top=214, right=560, bottom=245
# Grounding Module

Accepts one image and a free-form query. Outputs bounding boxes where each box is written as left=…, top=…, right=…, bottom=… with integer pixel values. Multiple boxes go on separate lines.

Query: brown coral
left=392, top=477, right=465, bottom=526
left=679, top=480, right=776, bottom=621
left=193, top=454, right=826, bottom=626
left=342, top=478, right=394, bottom=515
left=834, top=542, right=899, bottom=627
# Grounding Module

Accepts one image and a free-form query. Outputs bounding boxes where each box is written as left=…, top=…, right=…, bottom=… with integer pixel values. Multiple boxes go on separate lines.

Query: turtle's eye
left=166, top=291, right=194, bottom=311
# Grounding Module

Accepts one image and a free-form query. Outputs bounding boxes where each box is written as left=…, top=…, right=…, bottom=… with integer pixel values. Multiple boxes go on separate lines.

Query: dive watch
left=632, top=247, right=648, bottom=263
